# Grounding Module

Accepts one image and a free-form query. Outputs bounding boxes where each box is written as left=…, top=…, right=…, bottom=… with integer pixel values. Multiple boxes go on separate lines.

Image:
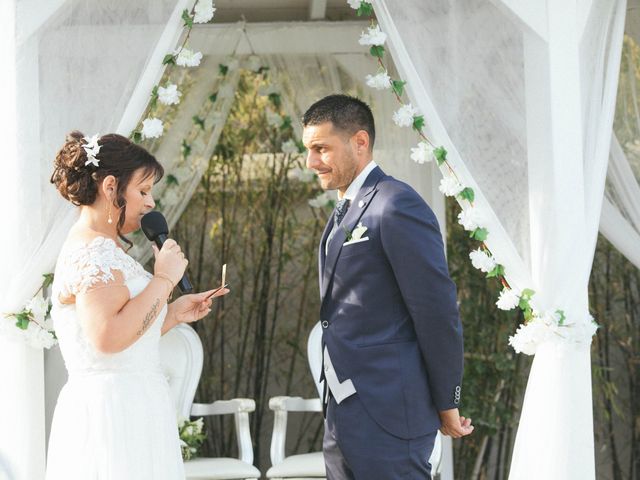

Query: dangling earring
left=106, top=195, right=113, bottom=224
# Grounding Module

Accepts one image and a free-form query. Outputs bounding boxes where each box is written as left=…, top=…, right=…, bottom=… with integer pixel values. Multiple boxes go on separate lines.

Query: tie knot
left=334, top=198, right=350, bottom=226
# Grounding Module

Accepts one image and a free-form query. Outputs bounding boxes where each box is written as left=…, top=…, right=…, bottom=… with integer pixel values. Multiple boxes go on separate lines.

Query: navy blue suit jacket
left=319, top=166, right=464, bottom=440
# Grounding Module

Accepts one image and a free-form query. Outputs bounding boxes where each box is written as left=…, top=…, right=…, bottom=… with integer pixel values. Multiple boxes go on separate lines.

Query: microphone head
left=140, top=211, right=169, bottom=241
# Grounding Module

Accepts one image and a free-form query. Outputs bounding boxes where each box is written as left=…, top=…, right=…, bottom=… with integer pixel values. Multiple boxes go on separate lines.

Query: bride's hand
left=168, top=288, right=230, bottom=324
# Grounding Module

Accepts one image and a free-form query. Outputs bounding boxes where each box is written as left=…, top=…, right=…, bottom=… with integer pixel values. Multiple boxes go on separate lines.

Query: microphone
left=140, top=211, right=193, bottom=294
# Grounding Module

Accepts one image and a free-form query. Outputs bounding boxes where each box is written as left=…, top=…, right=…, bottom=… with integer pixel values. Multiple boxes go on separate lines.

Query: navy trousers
left=323, top=395, right=437, bottom=479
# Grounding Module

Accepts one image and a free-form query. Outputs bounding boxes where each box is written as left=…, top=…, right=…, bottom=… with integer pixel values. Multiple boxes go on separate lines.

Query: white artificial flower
left=365, top=71, right=391, bottom=90
left=265, top=108, right=283, bottom=128
left=25, top=297, right=49, bottom=324
left=246, top=55, right=263, bottom=72
left=158, top=84, right=182, bottom=105
left=291, top=168, right=315, bottom=183
left=457, top=207, right=484, bottom=231
left=359, top=25, right=387, bottom=46
left=410, top=142, right=434, bottom=164
left=496, top=288, right=520, bottom=311
left=82, top=134, right=102, bottom=167
left=392, top=103, right=418, bottom=128
left=25, top=321, right=56, bottom=349
left=308, top=191, right=336, bottom=208
left=438, top=177, right=464, bottom=197
left=175, top=48, right=203, bottom=67
left=281, top=139, right=299, bottom=155
left=508, top=319, right=551, bottom=355
left=347, top=0, right=362, bottom=9
left=142, top=118, right=164, bottom=139
left=469, top=248, right=496, bottom=273
left=193, top=0, right=216, bottom=23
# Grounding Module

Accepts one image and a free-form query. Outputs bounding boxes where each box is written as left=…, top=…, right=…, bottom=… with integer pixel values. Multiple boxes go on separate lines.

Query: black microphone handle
left=154, top=234, right=193, bottom=294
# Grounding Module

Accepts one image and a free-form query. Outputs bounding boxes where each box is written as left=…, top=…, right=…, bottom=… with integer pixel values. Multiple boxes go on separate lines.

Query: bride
left=45, top=131, right=228, bottom=479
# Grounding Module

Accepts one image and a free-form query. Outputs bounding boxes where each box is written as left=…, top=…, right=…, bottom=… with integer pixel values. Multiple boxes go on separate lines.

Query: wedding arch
left=1, top=1, right=639, bottom=479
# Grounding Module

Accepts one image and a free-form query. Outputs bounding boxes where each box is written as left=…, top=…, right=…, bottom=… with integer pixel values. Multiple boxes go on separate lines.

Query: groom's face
left=302, top=122, right=358, bottom=194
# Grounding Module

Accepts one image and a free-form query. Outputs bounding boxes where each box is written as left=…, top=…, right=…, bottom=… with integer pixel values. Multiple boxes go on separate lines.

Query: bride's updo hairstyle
left=51, top=131, right=164, bottom=242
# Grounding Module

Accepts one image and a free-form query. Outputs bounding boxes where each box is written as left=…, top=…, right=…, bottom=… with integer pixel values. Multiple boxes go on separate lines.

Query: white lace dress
left=45, top=236, right=185, bottom=480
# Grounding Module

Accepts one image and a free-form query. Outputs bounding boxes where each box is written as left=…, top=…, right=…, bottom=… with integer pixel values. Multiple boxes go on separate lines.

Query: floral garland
left=1, top=274, right=57, bottom=349
left=348, top=0, right=598, bottom=355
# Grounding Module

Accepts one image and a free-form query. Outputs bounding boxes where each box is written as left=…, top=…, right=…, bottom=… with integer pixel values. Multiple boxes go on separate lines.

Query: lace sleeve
left=63, top=237, right=128, bottom=296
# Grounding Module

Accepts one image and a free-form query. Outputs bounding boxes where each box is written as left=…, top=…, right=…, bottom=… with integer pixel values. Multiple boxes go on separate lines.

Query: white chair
left=266, top=322, right=445, bottom=480
left=160, top=323, right=261, bottom=480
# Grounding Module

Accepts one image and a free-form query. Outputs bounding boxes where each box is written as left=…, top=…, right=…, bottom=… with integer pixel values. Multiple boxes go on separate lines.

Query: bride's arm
left=75, top=239, right=187, bottom=353
left=76, top=274, right=174, bottom=353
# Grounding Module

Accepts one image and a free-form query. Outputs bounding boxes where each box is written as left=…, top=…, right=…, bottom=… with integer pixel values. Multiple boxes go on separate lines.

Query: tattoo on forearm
left=137, top=298, right=160, bottom=336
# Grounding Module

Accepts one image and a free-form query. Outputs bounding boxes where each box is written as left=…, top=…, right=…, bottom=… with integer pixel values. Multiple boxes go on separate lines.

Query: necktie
left=334, top=198, right=350, bottom=228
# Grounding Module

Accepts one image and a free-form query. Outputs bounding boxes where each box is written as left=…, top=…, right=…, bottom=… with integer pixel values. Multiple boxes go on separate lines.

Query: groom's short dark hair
left=302, top=94, right=375, bottom=150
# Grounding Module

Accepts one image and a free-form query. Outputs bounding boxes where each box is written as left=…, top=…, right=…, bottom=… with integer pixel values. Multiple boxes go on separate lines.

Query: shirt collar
left=339, top=160, right=378, bottom=201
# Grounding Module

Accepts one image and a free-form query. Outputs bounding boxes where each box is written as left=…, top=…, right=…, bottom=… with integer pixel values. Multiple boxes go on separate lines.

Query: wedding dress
left=45, top=236, right=185, bottom=480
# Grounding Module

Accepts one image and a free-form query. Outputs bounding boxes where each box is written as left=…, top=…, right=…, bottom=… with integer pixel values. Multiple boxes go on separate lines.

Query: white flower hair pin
left=82, top=134, right=102, bottom=167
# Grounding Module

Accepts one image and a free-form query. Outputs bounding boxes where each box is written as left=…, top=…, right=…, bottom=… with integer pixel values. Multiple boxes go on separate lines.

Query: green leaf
left=14, top=312, right=30, bottom=330
left=434, top=146, right=448, bottom=166
left=181, top=9, right=193, bottom=28
left=556, top=309, right=566, bottom=326
left=209, top=92, right=218, bottom=103
left=182, top=140, right=192, bottom=157
left=412, top=115, right=425, bottom=131
left=218, top=64, right=229, bottom=76
left=357, top=2, right=374, bottom=16
left=149, top=85, right=159, bottom=110
left=192, top=115, right=205, bottom=130
left=458, top=187, right=475, bottom=203
left=391, top=80, right=406, bottom=97
left=42, top=273, right=54, bottom=290
left=470, top=227, right=488, bottom=241
left=370, top=45, right=385, bottom=58
left=268, top=92, right=282, bottom=107
left=132, top=131, right=142, bottom=144
left=162, top=54, right=176, bottom=66
left=296, top=139, right=306, bottom=153
left=166, top=174, right=179, bottom=186
left=486, top=264, right=505, bottom=278
left=280, top=116, right=292, bottom=131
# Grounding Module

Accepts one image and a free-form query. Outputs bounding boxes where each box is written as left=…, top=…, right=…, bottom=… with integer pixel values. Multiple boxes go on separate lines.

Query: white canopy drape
left=372, top=0, right=626, bottom=478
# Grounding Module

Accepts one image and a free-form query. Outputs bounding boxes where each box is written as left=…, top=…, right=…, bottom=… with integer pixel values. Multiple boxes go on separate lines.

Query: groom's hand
left=438, top=408, right=474, bottom=438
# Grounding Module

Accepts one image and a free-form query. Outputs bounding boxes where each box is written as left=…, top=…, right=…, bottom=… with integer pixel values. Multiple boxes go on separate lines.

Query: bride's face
left=118, top=168, right=156, bottom=234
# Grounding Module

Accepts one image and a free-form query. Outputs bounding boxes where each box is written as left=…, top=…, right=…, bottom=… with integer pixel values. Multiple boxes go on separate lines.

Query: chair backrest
left=159, top=323, right=204, bottom=419
left=307, top=321, right=323, bottom=399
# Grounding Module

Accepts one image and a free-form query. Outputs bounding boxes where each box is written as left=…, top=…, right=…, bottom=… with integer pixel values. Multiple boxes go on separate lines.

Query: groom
left=302, top=95, right=473, bottom=479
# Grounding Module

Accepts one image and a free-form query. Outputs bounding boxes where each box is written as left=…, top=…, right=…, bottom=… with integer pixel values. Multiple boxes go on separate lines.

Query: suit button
left=321, top=320, right=329, bottom=328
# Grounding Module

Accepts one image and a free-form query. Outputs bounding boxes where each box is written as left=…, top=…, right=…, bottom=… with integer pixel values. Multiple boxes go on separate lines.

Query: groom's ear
left=352, top=129, right=371, bottom=154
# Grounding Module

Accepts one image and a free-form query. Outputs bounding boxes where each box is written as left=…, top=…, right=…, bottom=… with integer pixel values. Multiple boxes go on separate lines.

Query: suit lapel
left=320, top=167, right=384, bottom=302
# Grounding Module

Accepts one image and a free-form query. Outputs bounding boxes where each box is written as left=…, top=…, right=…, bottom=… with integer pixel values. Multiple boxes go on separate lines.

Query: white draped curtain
left=372, top=0, right=627, bottom=478
left=3, top=1, right=640, bottom=479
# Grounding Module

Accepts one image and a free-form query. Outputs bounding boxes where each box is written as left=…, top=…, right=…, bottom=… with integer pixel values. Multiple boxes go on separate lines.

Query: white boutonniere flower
left=343, top=222, right=369, bottom=245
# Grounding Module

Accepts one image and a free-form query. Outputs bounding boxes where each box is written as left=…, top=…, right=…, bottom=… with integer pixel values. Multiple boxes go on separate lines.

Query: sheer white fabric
left=2, top=2, right=189, bottom=478
left=372, top=0, right=626, bottom=478
left=46, top=236, right=184, bottom=479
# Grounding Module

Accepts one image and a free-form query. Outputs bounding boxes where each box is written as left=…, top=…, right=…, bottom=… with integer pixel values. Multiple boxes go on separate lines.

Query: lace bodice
left=51, top=236, right=167, bottom=377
